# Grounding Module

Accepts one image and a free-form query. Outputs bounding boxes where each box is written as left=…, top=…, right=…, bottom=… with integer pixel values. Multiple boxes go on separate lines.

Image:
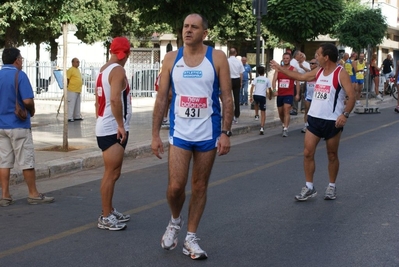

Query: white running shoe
left=161, top=217, right=183, bottom=250
left=376, top=94, right=383, bottom=101
left=97, top=214, right=127, bottom=231
left=282, top=129, right=288, bottom=137
left=112, top=208, right=130, bottom=222
left=183, top=236, right=208, bottom=260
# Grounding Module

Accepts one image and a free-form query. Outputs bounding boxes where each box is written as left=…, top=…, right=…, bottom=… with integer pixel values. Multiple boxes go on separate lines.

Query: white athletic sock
left=171, top=215, right=181, bottom=225
left=186, top=232, right=196, bottom=241
left=328, top=183, right=336, bottom=188
left=306, top=182, right=313, bottom=190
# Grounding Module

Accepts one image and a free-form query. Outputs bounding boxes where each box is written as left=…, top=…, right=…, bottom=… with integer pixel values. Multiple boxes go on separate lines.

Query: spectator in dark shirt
left=380, top=54, right=394, bottom=94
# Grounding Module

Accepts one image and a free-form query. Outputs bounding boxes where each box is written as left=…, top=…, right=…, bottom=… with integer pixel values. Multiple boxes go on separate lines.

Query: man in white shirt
left=298, top=53, right=311, bottom=113
left=227, top=48, right=244, bottom=123
left=289, top=51, right=307, bottom=115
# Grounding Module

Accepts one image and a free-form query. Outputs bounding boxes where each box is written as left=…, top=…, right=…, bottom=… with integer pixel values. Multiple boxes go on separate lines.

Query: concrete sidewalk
left=9, top=95, right=397, bottom=185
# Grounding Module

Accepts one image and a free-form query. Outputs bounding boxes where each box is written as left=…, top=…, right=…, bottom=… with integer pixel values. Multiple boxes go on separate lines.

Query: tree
left=129, top=0, right=235, bottom=47
left=333, top=3, right=387, bottom=52
left=209, top=0, right=286, bottom=48
left=262, top=0, right=343, bottom=49
left=0, top=1, right=33, bottom=47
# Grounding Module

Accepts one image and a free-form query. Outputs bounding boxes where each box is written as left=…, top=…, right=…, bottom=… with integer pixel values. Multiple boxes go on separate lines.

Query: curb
left=9, top=116, right=303, bottom=185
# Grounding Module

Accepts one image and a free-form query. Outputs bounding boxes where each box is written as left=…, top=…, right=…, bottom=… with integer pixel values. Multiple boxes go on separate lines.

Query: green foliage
left=210, top=0, right=256, bottom=44
left=129, top=0, right=235, bottom=47
left=263, top=0, right=343, bottom=49
left=333, top=3, right=387, bottom=51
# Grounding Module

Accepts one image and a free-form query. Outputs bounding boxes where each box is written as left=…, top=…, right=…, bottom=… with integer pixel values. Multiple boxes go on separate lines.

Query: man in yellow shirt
left=67, top=58, right=83, bottom=122
left=355, top=53, right=366, bottom=104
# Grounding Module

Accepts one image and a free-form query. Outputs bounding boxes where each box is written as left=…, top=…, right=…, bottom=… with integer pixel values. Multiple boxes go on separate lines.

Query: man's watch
left=343, top=112, right=350, bottom=118
left=221, top=130, right=232, bottom=137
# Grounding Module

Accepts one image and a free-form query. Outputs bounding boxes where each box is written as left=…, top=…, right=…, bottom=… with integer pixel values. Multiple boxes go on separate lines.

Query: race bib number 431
left=313, top=84, right=331, bottom=100
left=178, top=95, right=208, bottom=118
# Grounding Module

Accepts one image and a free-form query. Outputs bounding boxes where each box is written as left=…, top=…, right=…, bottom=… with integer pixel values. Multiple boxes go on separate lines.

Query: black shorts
left=276, top=95, right=293, bottom=107
left=96, top=132, right=129, bottom=151
left=307, top=116, right=342, bottom=140
left=253, top=95, right=266, bottom=111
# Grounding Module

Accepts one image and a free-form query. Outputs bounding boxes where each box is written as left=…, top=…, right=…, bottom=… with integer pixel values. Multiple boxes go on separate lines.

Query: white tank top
left=169, top=46, right=221, bottom=142
left=308, top=66, right=346, bottom=121
left=95, top=63, right=132, bottom=136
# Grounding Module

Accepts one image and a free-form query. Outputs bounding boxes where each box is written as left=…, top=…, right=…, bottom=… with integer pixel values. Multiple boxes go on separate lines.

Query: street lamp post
left=252, top=0, right=267, bottom=71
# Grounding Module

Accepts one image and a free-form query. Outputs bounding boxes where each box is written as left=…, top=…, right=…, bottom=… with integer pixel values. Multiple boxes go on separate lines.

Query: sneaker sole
left=183, top=248, right=208, bottom=260
left=161, top=240, right=178, bottom=250
left=295, top=191, right=317, bottom=201
left=324, top=195, right=336, bottom=200
left=117, top=218, right=130, bottom=223
left=27, top=199, right=55, bottom=205
left=97, top=223, right=127, bottom=231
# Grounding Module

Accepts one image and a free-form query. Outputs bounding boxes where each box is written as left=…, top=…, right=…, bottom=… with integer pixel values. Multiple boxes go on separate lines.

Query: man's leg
left=356, top=82, right=363, bottom=102
left=67, top=91, right=77, bottom=120
left=277, top=106, right=285, bottom=126
left=283, top=103, right=291, bottom=128
left=243, top=81, right=249, bottom=105
left=292, top=86, right=298, bottom=113
left=303, top=131, right=321, bottom=183
left=254, top=102, right=259, bottom=118
left=232, top=81, right=241, bottom=119
left=160, top=145, right=191, bottom=250
left=295, top=126, right=321, bottom=201
left=0, top=168, right=11, bottom=199
left=167, top=145, right=191, bottom=218
left=74, top=93, right=81, bottom=119
left=239, top=85, right=244, bottom=105
left=187, top=148, right=216, bottom=233
left=260, top=110, right=266, bottom=128
left=23, top=168, right=40, bottom=197
left=100, top=143, right=124, bottom=216
left=325, top=131, right=342, bottom=183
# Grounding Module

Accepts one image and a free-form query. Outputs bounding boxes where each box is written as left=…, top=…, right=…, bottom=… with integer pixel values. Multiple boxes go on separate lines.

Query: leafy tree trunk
left=4, top=26, right=20, bottom=48
left=176, top=25, right=183, bottom=48
left=49, top=39, right=58, bottom=62
left=35, top=41, right=40, bottom=61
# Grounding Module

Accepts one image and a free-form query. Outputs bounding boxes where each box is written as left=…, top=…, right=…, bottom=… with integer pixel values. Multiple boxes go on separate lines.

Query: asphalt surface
left=10, top=96, right=302, bottom=185
left=0, top=99, right=398, bottom=266
left=9, top=94, right=396, bottom=187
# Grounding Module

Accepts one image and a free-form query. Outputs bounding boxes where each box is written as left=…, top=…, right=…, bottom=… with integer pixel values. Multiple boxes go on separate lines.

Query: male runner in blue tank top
left=152, top=13, right=233, bottom=260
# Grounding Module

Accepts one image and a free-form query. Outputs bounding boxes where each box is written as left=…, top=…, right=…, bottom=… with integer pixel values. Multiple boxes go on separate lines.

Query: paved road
left=1, top=105, right=398, bottom=266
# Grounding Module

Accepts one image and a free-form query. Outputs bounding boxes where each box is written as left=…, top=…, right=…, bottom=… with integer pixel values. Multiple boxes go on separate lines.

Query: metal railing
left=1, top=60, right=160, bottom=101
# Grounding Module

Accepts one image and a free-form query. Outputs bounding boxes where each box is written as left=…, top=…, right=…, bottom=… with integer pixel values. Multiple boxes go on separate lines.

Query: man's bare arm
left=215, top=50, right=233, bottom=131
left=270, top=60, right=318, bottom=82
left=152, top=52, right=175, bottom=138
left=109, top=66, right=126, bottom=128
left=23, top=98, right=35, bottom=117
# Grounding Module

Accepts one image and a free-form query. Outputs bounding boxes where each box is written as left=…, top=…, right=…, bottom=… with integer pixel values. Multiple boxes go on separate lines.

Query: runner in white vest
left=269, top=43, right=356, bottom=202
left=152, top=13, right=233, bottom=260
